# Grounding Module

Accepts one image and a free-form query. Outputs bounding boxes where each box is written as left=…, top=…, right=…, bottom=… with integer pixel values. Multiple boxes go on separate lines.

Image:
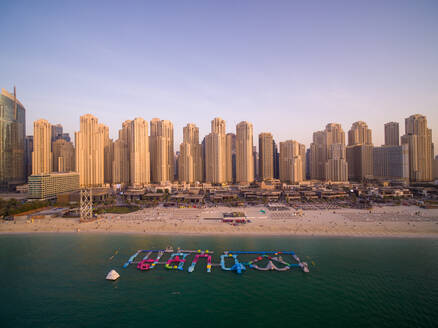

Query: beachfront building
left=236, top=121, right=254, bottom=184
left=373, top=145, right=409, bottom=181
left=346, top=121, right=373, bottom=181
left=32, top=119, right=52, bottom=175
left=75, top=114, right=106, bottom=187
left=178, top=123, right=202, bottom=184
left=384, top=122, right=399, bottom=146
left=401, top=114, right=433, bottom=182
left=150, top=118, right=174, bottom=184
left=28, top=172, right=80, bottom=199
left=279, top=140, right=304, bottom=184
left=259, top=132, right=273, bottom=181
left=52, top=139, right=75, bottom=172
left=0, top=87, right=26, bottom=190
left=310, top=123, right=348, bottom=182
left=205, top=117, right=227, bottom=184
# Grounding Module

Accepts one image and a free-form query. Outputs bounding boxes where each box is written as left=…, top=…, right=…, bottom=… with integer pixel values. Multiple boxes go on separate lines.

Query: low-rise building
left=28, top=172, right=80, bottom=199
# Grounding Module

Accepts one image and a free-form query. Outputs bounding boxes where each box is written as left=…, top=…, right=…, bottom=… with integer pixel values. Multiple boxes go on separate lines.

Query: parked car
left=3, top=216, right=14, bottom=221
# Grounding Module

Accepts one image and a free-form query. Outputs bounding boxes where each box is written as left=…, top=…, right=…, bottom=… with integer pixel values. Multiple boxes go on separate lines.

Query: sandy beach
left=1, top=205, right=438, bottom=237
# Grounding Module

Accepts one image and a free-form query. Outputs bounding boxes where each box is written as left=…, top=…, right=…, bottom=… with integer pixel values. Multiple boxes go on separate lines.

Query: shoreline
left=1, top=205, right=437, bottom=238
left=1, top=230, right=438, bottom=238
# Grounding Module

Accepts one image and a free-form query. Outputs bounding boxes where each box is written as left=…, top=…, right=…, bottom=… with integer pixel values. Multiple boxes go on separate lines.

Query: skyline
left=1, top=1, right=437, bottom=149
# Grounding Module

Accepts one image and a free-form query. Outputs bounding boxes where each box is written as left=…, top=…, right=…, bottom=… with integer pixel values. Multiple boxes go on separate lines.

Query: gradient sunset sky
left=1, top=0, right=437, bottom=151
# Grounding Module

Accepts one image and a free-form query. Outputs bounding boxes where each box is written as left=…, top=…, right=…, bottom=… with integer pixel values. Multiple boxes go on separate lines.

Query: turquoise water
left=0, top=234, right=437, bottom=328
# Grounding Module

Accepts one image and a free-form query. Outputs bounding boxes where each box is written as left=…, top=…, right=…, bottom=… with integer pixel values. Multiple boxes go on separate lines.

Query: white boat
left=106, top=269, right=120, bottom=281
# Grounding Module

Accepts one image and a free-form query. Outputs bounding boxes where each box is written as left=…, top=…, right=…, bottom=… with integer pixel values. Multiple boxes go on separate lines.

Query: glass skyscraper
left=0, top=87, right=26, bottom=190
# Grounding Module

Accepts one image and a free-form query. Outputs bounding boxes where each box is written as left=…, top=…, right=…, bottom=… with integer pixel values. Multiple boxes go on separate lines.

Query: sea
left=0, top=234, right=437, bottom=328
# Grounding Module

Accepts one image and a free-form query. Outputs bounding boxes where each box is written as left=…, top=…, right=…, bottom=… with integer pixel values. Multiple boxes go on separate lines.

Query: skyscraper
left=235, top=121, right=254, bottom=184
left=112, top=120, right=131, bottom=185
left=0, top=87, right=26, bottom=190
left=178, top=123, right=202, bottom=184
left=32, top=119, right=53, bottom=175
left=128, top=118, right=149, bottom=186
left=346, top=121, right=374, bottom=181
left=258, top=132, right=273, bottom=181
left=273, top=140, right=279, bottom=179
left=225, top=133, right=236, bottom=183
left=310, top=123, right=348, bottom=182
left=102, top=125, right=113, bottom=184
left=325, top=143, right=349, bottom=182
left=384, top=122, right=399, bottom=146
left=52, top=139, right=75, bottom=172
left=150, top=118, right=174, bottom=184
left=75, top=114, right=106, bottom=187
left=51, top=124, right=63, bottom=142
left=279, top=140, right=304, bottom=183
left=24, top=136, right=33, bottom=179
left=401, top=114, right=433, bottom=182
left=205, top=118, right=227, bottom=184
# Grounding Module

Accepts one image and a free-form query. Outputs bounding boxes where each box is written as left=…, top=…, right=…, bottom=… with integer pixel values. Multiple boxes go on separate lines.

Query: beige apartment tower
left=150, top=118, right=174, bottom=184
left=103, top=126, right=113, bottom=184
left=235, top=121, right=254, bottom=184
left=112, top=120, right=131, bottom=185
left=225, top=133, right=236, bottom=183
left=75, top=114, right=106, bottom=187
left=205, top=117, right=227, bottom=184
left=279, top=140, right=304, bottom=184
left=346, top=121, right=373, bottom=181
left=130, top=118, right=150, bottom=186
left=32, top=119, right=53, bottom=175
left=178, top=123, right=202, bottom=184
left=310, top=123, right=348, bottom=182
left=259, top=133, right=274, bottom=181
left=401, top=114, right=433, bottom=182
left=52, top=139, right=75, bottom=172
left=385, top=122, right=399, bottom=146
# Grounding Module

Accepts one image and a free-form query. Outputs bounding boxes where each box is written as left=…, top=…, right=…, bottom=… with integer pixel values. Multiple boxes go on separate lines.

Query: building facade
left=225, top=133, right=236, bottom=183
left=279, top=140, right=304, bottom=184
left=32, top=119, right=53, bottom=175
left=401, top=114, right=433, bottom=182
left=259, top=132, right=273, bottom=181
left=52, top=139, right=75, bottom=172
left=205, top=118, right=227, bottom=184
left=0, top=88, right=26, bottom=190
left=75, top=114, right=106, bottom=187
left=310, top=123, right=348, bottom=182
left=130, top=118, right=150, bottom=186
left=178, top=123, right=202, bottom=184
left=373, top=145, right=409, bottom=181
left=24, top=136, right=33, bottom=180
left=28, top=172, right=80, bottom=199
left=235, top=121, right=254, bottom=184
left=384, top=122, right=399, bottom=146
left=150, top=118, right=174, bottom=184
left=346, top=121, right=373, bottom=181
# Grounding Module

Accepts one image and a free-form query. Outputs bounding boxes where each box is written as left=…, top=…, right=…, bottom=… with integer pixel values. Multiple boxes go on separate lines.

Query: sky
left=1, top=0, right=437, bottom=152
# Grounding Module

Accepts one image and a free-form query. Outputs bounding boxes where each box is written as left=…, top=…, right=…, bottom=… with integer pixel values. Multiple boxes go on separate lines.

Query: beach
left=1, top=205, right=437, bottom=237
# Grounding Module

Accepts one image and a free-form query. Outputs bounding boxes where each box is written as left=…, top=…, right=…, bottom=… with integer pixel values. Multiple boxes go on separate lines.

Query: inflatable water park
left=121, top=247, right=309, bottom=275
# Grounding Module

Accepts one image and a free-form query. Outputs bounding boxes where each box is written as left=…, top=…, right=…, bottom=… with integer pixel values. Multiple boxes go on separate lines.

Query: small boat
left=106, top=269, right=120, bottom=281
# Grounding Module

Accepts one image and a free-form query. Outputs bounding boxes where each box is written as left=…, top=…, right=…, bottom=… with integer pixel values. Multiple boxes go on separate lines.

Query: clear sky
left=1, top=0, right=437, bottom=152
